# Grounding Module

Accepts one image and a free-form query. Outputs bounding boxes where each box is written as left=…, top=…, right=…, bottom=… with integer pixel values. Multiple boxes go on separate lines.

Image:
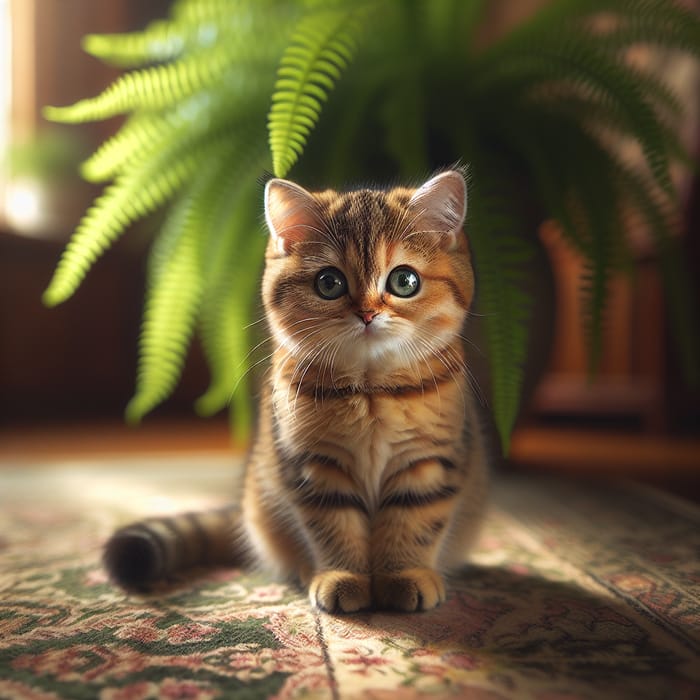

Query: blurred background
left=0, top=1, right=698, bottom=496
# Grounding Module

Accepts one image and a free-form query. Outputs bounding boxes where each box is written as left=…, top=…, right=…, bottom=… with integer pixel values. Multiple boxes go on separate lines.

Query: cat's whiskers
left=315, top=332, right=345, bottom=407
left=271, top=327, right=327, bottom=406
left=291, top=341, right=330, bottom=414
left=283, top=321, right=347, bottom=414
left=411, top=329, right=469, bottom=412
left=402, top=334, right=443, bottom=410
left=276, top=325, right=329, bottom=407
left=243, top=315, right=269, bottom=331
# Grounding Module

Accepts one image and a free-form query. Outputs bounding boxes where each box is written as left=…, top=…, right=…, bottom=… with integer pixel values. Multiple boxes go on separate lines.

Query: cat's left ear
left=408, top=170, right=467, bottom=250
left=264, top=178, right=321, bottom=255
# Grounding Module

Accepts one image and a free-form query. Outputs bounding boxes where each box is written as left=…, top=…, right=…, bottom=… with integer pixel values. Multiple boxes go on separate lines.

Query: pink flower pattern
left=1, top=469, right=698, bottom=699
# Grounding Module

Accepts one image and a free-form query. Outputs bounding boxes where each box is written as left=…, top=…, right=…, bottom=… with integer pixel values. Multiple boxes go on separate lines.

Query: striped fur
left=104, top=169, right=489, bottom=611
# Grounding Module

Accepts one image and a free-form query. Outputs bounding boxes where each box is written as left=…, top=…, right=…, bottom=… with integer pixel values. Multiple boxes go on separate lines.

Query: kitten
left=105, top=169, right=489, bottom=613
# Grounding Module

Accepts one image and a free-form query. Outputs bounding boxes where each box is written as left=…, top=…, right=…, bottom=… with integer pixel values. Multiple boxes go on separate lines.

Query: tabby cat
left=105, top=169, right=489, bottom=613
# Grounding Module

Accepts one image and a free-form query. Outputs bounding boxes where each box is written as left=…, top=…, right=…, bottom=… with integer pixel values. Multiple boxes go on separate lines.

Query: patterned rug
left=1, top=456, right=698, bottom=700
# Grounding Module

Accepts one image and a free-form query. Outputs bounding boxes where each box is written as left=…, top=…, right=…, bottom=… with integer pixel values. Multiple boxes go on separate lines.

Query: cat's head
left=262, top=170, right=474, bottom=375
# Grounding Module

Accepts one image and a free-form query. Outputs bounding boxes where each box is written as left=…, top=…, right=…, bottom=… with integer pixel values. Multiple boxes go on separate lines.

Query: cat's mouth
left=353, top=315, right=384, bottom=338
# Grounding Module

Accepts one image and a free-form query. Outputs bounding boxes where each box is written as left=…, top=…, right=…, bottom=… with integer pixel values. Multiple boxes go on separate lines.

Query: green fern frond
left=43, top=150, right=197, bottom=307
left=125, top=186, right=205, bottom=424
left=80, top=86, right=268, bottom=183
left=579, top=216, right=615, bottom=376
left=547, top=127, right=619, bottom=372
left=490, top=0, right=697, bottom=52
left=268, top=5, right=370, bottom=177
left=128, top=133, right=269, bottom=423
left=82, top=20, right=194, bottom=68
left=380, top=88, right=428, bottom=178
left=419, top=0, right=487, bottom=59
left=44, top=57, right=219, bottom=123
left=43, top=126, right=238, bottom=307
left=80, top=113, right=162, bottom=182
left=172, top=0, right=247, bottom=24
left=44, top=38, right=273, bottom=124
left=84, top=1, right=294, bottom=68
left=617, top=165, right=700, bottom=384
left=528, top=81, right=691, bottom=177
left=196, top=159, right=267, bottom=413
left=484, top=103, right=593, bottom=256
left=199, top=232, right=266, bottom=442
left=197, top=203, right=266, bottom=436
left=467, top=174, right=534, bottom=455
left=478, top=39, right=676, bottom=198
left=596, top=1, right=700, bottom=57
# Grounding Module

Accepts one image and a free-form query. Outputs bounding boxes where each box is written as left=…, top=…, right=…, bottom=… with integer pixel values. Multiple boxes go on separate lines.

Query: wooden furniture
left=531, top=222, right=667, bottom=433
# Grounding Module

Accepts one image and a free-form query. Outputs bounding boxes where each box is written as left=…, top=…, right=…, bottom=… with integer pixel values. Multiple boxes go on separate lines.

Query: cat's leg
left=371, top=457, right=460, bottom=611
left=291, top=457, right=372, bottom=613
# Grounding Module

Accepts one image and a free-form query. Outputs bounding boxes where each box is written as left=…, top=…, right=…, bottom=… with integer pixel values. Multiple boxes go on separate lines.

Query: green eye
left=314, top=267, right=348, bottom=300
left=387, top=266, right=420, bottom=298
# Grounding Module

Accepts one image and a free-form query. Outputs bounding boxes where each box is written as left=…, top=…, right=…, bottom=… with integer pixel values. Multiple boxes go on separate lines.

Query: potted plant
left=42, top=0, right=700, bottom=452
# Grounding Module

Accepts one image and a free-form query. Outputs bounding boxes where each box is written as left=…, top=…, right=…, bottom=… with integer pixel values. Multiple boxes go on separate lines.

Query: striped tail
left=103, top=505, right=247, bottom=590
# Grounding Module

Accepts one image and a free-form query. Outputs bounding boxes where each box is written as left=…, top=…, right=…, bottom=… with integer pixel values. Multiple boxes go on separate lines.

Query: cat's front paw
left=373, top=568, right=446, bottom=611
left=309, top=570, right=371, bottom=613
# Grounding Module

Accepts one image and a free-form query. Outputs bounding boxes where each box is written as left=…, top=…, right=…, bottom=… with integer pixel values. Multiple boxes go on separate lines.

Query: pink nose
left=356, top=310, right=378, bottom=325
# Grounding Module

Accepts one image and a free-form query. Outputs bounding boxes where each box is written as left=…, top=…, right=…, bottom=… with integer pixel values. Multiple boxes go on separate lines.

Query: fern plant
left=44, top=0, right=700, bottom=452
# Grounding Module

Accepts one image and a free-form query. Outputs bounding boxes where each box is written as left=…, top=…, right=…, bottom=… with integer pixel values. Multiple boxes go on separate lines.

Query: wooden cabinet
left=530, top=222, right=668, bottom=433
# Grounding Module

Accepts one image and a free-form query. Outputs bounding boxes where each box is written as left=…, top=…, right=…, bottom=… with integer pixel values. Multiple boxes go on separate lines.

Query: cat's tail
left=103, top=505, right=248, bottom=590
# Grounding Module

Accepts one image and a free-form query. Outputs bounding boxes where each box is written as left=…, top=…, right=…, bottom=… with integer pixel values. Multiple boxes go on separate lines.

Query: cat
left=104, top=168, right=490, bottom=613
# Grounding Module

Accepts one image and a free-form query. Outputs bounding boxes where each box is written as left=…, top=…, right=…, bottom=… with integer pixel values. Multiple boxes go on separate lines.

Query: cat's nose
left=356, top=310, right=379, bottom=325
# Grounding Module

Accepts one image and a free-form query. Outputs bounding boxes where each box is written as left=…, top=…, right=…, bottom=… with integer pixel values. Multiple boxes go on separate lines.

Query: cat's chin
left=347, top=331, right=421, bottom=372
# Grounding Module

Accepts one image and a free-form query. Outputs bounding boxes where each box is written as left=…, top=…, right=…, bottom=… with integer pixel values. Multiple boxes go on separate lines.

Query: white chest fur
left=273, top=381, right=466, bottom=512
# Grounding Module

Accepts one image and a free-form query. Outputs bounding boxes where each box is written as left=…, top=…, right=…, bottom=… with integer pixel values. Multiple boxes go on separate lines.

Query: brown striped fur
left=104, top=169, right=489, bottom=612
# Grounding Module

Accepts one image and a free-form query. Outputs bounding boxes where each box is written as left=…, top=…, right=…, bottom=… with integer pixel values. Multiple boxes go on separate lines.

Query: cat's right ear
left=264, top=179, right=320, bottom=255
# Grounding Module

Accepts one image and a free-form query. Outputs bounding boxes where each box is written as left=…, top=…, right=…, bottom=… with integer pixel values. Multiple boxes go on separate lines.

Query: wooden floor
left=1, top=418, right=698, bottom=489
left=0, top=418, right=236, bottom=460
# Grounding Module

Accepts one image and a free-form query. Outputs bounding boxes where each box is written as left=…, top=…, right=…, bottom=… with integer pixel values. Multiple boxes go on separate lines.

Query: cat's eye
left=314, top=267, right=348, bottom=300
left=387, top=266, right=420, bottom=298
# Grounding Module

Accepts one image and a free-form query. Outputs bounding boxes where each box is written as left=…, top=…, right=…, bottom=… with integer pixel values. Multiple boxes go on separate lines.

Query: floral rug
left=1, top=456, right=698, bottom=700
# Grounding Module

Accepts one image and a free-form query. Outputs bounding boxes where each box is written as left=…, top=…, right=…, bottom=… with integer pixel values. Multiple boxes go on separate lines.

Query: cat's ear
left=264, top=178, right=321, bottom=255
left=408, top=170, right=467, bottom=249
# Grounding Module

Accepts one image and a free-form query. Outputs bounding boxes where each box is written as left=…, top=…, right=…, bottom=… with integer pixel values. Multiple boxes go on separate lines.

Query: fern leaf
left=80, top=113, right=162, bottom=183
left=44, top=58, right=215, bottom=123
left=197, top=199, right=266, bottom=438
left=84, top=0, right=294, bottom=68
left=268, top=5, right=369, bottom=177
left=80, top=85, right=268, bottom=183
left=198, top=232, right=266, bottom=443
left=526, top=81, right=691, bottom=185
left=420, top=0, right=488, bottom=58
left=379, top=86, right=428, bottom=177
left=196, top=157, right=267, bottom=416
left=172, top=0, right=257, bottom=24
left=43, top=152, right=196, bottom=307
left=597, top=1, right=700, bottom=58
left=82, top=19, right=194, bottom=68
left=617, top=165, right=700, bottom=385
left=125, top=186, right=205, bottom=423
left=43, top=126, right=236, bottom=307
left=551, top=128, right=618, bottom=373
left=477, top=39, right=676, bottom=198
left=467, top=175, right=534, bottom=455
left=44, top=38, right=272, bottom=123
left=128, top=140, right=267, bottom=424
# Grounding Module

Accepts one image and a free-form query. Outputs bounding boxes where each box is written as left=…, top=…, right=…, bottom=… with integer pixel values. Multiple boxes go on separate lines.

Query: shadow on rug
left=1, top=457, right=698, bottom=699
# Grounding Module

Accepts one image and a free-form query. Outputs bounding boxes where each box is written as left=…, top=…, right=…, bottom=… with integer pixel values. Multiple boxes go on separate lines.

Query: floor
left=1, top=418, right=698, bottom=498
left=4, top=453, right=699, bottom=699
